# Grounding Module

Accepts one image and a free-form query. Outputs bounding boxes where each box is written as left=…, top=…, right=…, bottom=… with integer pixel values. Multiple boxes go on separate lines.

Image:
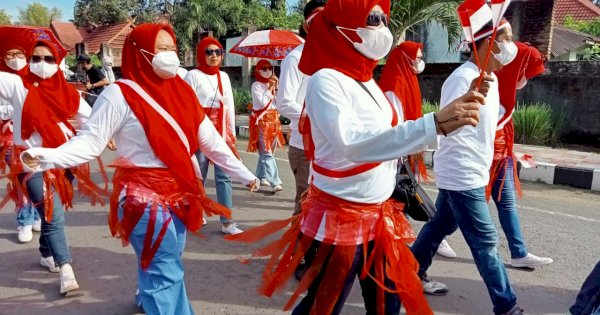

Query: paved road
left=0, top=140, right=598, bottom=315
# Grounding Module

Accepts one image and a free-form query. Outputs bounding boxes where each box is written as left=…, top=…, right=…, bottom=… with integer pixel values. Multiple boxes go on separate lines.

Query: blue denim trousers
left=411, top=187, right=517, bottom=315
left=16, top=203, right=40, bottom=226
left=570, top=261, right=600, bottom=315
left=21, top=172, right=72, bottom=266
left=492, top=157, right=528, bottom=259
left=195, top=151, right=234, bottom=224
left=256, top=130, right=282, bottom=187
left=119, top=201, right=194, bottom=315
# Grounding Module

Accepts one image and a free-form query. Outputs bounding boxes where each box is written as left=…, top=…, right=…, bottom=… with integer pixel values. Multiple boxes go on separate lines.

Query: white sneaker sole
left=60, top=282, right=79, bottom=294
left=510, top=260, right=553, bottom=268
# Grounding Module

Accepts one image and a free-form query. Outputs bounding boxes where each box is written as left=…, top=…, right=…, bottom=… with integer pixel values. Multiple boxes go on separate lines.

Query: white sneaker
left=272, top=185, right=283, bottom=192
left=421, top=277, right=449, bottom=296
left=33, top=219, right=42, bottom=232
left=17, top=225, right=33, bottom=243
left=260, top=179, right=270, bottom=187
left=59, top=263, right=79, bottom=294
left=40, top=256, right=60, bottom=273
left=202, top=217, right=207, bottom=226
left=510, top=253, right=553, bottom=268
left=436, top=239, right=457, bottom=258
left=221, top=222, right=243, bottom=235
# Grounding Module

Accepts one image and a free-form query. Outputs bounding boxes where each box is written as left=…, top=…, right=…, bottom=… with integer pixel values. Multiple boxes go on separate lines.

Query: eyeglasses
left=5, top=52, right=26, bottom=59
left=366, top=12, right=388, bottom=27
left=260, top=67, right=272, bottom=71
left=31, top=55, right=56, bottom=64
left=205, top=48, right=223, bottom=57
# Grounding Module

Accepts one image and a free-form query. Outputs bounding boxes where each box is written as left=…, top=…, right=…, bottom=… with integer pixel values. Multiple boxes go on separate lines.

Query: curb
left=423, top=150, right=600, bottom=192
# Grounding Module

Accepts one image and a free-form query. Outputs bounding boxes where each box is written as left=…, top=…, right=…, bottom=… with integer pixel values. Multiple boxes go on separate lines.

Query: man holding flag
left=411, top=1, right=525, bottom=314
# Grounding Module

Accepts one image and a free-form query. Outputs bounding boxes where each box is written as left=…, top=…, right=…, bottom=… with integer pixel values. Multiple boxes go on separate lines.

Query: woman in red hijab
left=0, top=29, right=43, bottom=243
left=184, top=36, right=245, bottom=235
left=485, top=41, right=553, bottom=268
left=0, top=27, right=98, bottom=294
left=227, top=0, right=485, bottom=314
left=21, top=24, right=258, bottom=314
left=247, top=59, right=286, bottom=192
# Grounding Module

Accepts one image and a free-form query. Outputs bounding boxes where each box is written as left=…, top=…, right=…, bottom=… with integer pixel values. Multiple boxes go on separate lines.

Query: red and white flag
left=491, top=0, right=512, bottom=26
left=458, top=0, right=493, bottom=42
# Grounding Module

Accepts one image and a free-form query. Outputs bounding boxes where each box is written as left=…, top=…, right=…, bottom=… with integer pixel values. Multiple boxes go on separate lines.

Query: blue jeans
left=411, top=187, right=517, bottom=315
left=256, top=131, right=282, bottom=187
left=293, top=241, right=400, bottom=315
left=570, top=261, right=600, bottom=315
left=16, top=204, right=40, bottom=226
left=21, top=172, right=72, bottom=266
left=119, top=201, right=194, bottom=315
left=196, top=151, right=233, bottom=224
left=492, top=157, right=528, bottom=259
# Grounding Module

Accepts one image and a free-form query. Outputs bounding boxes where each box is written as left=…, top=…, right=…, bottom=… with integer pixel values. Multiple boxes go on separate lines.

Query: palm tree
left=390, top=0, right=463, bottom=48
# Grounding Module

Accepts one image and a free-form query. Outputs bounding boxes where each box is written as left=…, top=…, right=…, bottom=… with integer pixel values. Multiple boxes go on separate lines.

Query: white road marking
left=423, top=187, right=598, bottom=223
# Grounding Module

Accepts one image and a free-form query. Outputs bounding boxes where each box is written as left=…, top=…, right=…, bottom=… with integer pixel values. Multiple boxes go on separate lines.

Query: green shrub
left=422, top=99, right=440, bottom=115
left=513, top=102, right=563, bottom=146
left=233, top=88, right=252, bottom=114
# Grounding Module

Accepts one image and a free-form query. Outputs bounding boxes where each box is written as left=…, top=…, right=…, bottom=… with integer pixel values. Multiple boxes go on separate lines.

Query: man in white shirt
left=411, top=21, right=525, bottom=315
left=277, top=0, right=326, bottom=215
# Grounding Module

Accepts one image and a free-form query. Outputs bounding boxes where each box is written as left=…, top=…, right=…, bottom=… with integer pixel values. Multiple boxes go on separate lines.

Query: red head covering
left=378, top=41, right=423, bottom=121
left=196, top=37, right=223, bottom=75
left=298, top=0, right=390, bottom=82
left=0, top=27, right=36, bottom=76
left=21, top=40, right=80, bottom=148
left=496, top=41, right=545, bottom=121
left=116, top=24, right=212, bottom=231
left=254, top=59, right=272, bottom=83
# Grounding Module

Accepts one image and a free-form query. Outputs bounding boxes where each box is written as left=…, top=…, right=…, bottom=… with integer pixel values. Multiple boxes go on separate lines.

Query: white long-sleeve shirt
left=0, top=98, right=14, bottom=120
left=306, top=69, right=438, bottom=204
left=383, top=91, right=405, bottom=122
left=276, top=44, right=307, bottom=149
left=251, top=81, right=275, bottom=111
left=433, top=61, right=499, bottom=191
left=22, top=83, right=256, bottom=185
left=184, top=69, right=236, bottom=138
left=0, top=71, right=91, bottom=148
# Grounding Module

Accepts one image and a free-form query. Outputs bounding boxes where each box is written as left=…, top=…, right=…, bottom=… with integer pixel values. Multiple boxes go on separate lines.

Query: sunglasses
left=5, top=52, right=26, bottom=59
left=366, top=12, right=388, bottom=27
left=205, top=48, right=223, bottom=57
left=31, top=55, right=56, bottom=64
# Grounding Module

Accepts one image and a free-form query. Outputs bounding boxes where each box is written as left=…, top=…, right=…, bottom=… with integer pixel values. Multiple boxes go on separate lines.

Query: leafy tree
left=18, top=2, right=62, bottom=26
left=0, top=9, right=11, bottom=25
left=564, top=16, right=600, bottom=37
left=390, top=0, right=462, bottom=48
left=581, top=44, right=600, bottom=60
left=74, top=0, right=136, bottom=26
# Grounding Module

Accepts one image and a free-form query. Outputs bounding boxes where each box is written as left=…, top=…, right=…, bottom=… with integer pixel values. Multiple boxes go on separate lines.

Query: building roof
left=551, top=25, right=600, bottom=57
left=50, top=21, right=84, bottom=52
left=554, top=0, right=600, bottom=24
left=81, top=22, right=133, bottom=53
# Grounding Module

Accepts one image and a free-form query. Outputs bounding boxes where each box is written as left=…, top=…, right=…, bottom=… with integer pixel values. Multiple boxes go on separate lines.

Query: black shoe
left=294, top=260, right=307, bottom=281
left=502, top=306, right=524, bottom=315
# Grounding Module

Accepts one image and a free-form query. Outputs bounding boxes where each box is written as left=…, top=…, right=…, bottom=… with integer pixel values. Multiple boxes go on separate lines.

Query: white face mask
left=516, top=76, right=528, bottom=90
left=6, top=57, right=27, bottom=71
left=142, top=49, right=181, bottom=79
left=337, top=26, right=394, bottom=60
left=29, top=61, right=58, bottom=79
left=259, top=69, right=272, bottom=79
left=493, top=40, right=518, bottom=66
left=412, top=60, right=425, bottom=74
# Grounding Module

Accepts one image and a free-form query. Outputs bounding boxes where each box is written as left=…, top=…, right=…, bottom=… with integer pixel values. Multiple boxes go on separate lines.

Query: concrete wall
left=405, top=61, right=600, bottom=145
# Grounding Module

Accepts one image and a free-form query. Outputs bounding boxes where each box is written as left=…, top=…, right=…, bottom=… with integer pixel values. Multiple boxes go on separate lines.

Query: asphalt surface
left=0, top=139, right=598, bottom=315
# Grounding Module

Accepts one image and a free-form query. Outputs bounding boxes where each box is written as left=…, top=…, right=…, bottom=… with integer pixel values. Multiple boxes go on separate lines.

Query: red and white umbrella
left=229, top=29, right=304, bottom=60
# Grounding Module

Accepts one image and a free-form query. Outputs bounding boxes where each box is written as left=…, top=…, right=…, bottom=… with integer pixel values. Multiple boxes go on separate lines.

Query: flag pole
left=475, top=2, right=507, bottom=89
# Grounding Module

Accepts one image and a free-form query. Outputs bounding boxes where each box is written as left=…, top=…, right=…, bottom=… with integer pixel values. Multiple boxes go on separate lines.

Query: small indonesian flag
left=516, top=153, right=537, bottom=169
left=491, top=0, right=512, bottom=26
left=458, top=0, right=493, bottom=42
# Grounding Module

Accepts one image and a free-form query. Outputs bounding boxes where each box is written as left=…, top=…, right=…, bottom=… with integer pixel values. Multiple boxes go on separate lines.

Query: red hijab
left=0, top=30, right=31, bottom=76
left=298, top=0, right=390, bottom=82
left=378, top=41, right=423, bottom=121
left=254, top=59, right=272, bottom=83
left=495, top=41, right=545, bottom=122
left=196, top=37, right=223, bottom=75
left=117, top=24, right=206, bottom=218
left=21, top=40, right=80, bottom=148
